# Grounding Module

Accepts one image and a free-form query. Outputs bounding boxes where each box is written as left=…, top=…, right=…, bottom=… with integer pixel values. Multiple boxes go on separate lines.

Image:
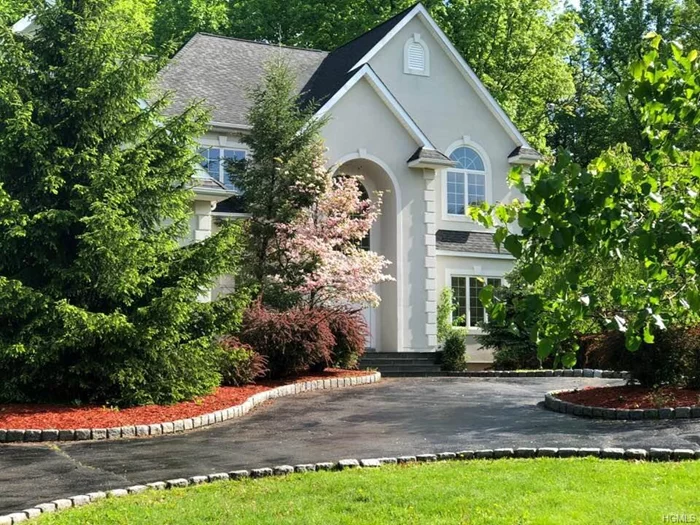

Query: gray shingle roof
left=158, top=5, right=419, bottom=126
left=436, top=230, right=505, bottom=255
left=158, top=34, right=328, bottom=126
left=408, top=147, right=454, bottom=165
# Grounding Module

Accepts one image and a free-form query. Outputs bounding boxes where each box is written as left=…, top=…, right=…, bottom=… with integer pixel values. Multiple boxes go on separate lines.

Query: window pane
left=222, top=149, right=246, bottom=191
left=487, top=278, right=502, bottom=288
left=447, top=171, right=465, bottom=215
left=467, top=172, right=485, bottom=205
left=449, top=147, right=485, bottom=171
left=469, top=277, right=486, bottom=327
left=451, top=276, right=467, bottom=327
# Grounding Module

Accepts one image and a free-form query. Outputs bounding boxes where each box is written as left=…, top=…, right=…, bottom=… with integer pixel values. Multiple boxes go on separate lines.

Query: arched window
left=446, top=146, right=487, bottom=216
left=404, top=34, right=429, bottom=76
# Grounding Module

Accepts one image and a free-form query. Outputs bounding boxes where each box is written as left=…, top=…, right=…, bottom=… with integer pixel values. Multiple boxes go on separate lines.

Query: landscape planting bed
left=0, top=370, right=379, bottom=441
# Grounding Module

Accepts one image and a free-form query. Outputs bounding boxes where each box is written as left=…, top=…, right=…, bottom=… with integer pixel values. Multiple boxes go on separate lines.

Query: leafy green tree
left=152, top=0, right=226, bottom=51
left=471, top=35, right=700, bottom=368
left=1, top=0, right=30, bottom=25
left=433, top=0, right=576, bottom=151
left=227, top=58, right=328, bottom=306
left=0, top=0, right=245, bottom=406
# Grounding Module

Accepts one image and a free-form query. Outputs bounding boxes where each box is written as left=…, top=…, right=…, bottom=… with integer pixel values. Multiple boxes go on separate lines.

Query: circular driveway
left=2, top=376, right=700, bottom=513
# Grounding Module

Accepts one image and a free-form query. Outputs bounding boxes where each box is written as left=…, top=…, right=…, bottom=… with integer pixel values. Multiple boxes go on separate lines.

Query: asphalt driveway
left=3, top=376, right=700, bottom=514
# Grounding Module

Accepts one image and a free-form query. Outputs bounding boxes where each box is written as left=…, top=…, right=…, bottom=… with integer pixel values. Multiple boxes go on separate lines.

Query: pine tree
left=229, top=58, right=328, bottom=306
left=0, top=0, right=244, bottom=406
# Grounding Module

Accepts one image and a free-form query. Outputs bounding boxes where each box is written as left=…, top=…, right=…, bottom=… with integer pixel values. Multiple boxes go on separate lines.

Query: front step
left=359, top=352, right=442, bottom=376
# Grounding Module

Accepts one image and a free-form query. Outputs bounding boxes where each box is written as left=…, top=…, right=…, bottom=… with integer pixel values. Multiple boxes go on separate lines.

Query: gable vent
left=407, top=42, right=425, bottom=70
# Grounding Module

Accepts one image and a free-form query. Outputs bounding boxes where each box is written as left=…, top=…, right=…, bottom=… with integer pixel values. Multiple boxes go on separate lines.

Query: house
left=158, top=3, right=541, bottom=367
left=72, top=3, right=533, bottom=366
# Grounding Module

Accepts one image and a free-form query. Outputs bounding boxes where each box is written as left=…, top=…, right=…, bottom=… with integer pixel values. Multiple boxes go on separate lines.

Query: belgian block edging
left=446, top=369, right=630, bottom=379
left=0, top=373, right=381, bottom=444
left=544, top=388, right=700, bottom=420
left=2, top=445, right=699, bottom=524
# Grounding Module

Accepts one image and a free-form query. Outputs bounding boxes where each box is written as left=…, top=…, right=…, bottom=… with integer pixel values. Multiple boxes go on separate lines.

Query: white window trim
left=404, top=33, right=430, bottom=77
left=442, top=137, right=493, bottom=223
left=198, top=140, right=247, bottom=192
left=445, top=268, right=505, bottom=333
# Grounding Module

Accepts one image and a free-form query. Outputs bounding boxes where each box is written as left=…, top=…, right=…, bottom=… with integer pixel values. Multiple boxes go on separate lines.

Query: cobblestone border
left=545, top=388, right=700, bottom=420
left=2, top=445, right=698, bottom=524
left=0, top=373, right=381, bottom=444
left=445, top=369, right=630, bottom=378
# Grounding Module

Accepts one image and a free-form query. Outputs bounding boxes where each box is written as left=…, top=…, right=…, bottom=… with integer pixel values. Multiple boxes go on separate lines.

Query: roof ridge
left=329, top=2, right=420, bottom=54
left=194, top=32, right=328, bottom=54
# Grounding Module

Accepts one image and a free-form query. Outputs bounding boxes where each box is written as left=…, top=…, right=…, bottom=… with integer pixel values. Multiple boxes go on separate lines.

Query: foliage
left=582, top=328, right=700, bottom=388
left=476, top=275, right=543, bottom=370
left=327, top=310, right=367, bottom=370
left=152, top=0, right=226, bottom=51
left=227, top=59, right=328, bottom=307
left=440, top=329, right=468, bottom=372
left=273, top=174, right=393, bottom=308
left=0, top=0, right=246, bottom=406
left=433, top=0, right=577, bottom=151
left=218, top=337, right=267, bottom=387
left=470, top=36, right=700, bottom=370
left=436, top=287, right=455, bottom=344
left=238, top=302, right=336, bottom=378
left=1, top=0, right=30, bottom=25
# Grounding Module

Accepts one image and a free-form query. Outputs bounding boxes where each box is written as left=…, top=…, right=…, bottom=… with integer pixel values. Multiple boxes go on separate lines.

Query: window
left=451, top=276, right=502, bottom=328
left=446, top=146, right=487, bottom=215
left=198, top=147, right=246, bottom=191
left=404, top=34, right=429, bottom=76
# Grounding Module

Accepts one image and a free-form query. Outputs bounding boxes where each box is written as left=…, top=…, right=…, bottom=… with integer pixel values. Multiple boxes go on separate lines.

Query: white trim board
left=436, top=250, right=514, bottom=260
left=313, top=64, right=436, bottom=150
left=348, top=3, right=531, bottom=149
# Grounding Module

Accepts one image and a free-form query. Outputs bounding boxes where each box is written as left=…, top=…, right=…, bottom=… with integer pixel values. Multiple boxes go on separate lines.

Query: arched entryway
left=333, top=154, right=402, bottom=352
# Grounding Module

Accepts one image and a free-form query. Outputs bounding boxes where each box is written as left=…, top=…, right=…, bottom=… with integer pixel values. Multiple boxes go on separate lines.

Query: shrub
left=327, top=310, right=367, bottom=369
left=437, top=288, right=455, bottom=344
left=441, top=329, right=468, bottom=371
left=581, top=327, right=700, bottom=388
left=239, top=302, right=335, bottom=378
left=218, top=337, right=268, bottom=387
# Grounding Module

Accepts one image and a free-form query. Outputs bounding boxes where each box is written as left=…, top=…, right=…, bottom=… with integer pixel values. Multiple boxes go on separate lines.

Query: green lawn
left=36, top=458, right=700, bottom=525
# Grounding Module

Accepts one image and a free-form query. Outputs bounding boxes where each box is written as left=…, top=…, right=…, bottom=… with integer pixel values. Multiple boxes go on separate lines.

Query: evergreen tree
left=228, top=58, right=327, bottom=306
left=0, top=0, right=244, bottom=406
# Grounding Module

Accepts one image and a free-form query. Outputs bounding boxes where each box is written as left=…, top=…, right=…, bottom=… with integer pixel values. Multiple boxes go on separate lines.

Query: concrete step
left=360, top=359, right=439, bottom=366
left=363, top=352, right=438, bottom=359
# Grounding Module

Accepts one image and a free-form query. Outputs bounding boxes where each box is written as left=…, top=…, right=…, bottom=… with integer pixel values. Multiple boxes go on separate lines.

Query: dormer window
left=404, top=34, right=429, bottom=76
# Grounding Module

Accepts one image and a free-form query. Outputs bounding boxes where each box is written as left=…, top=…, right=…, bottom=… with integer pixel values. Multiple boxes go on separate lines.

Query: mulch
left=557, top=385, right=700, bottom=410
left=0, top=369, right=372, bottom=430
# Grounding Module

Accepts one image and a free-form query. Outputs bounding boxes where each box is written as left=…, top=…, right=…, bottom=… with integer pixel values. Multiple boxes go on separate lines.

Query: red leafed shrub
left=218, top=337, right=268, bottom=387
left=327, top=310, right=367, bottom=369
left=239, top=302, right=335, bottom=378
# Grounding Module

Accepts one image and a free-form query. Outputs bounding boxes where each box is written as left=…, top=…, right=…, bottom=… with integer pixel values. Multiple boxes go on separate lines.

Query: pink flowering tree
left=272, top=173, right=394, bottom=310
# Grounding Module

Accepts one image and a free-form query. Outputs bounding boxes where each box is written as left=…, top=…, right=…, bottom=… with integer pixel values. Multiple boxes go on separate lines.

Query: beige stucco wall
left=367, top=16, right=522, bottom=234
left=322, top=76, right=433, bottom=352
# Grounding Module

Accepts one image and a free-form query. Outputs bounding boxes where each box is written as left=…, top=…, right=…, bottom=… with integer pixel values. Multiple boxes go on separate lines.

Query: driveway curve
left=3, top=376, right=700, bottom=513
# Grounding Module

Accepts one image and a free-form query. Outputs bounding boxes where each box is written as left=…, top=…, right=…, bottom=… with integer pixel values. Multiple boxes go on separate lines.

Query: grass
left=36, top=458, right=700, bottom=524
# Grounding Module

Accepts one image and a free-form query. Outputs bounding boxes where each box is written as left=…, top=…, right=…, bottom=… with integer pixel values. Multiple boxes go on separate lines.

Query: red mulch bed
left=557, top=385, right=700, bottom=410
left=0, top=369, right=372, bottom=430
